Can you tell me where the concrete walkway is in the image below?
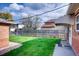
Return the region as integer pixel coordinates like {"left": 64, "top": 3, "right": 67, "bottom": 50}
{"left": 0, "top": 42, "right": 22, "bottom": 55}
{"left": 53, "top": 41, "right": 75, "bottom": 56}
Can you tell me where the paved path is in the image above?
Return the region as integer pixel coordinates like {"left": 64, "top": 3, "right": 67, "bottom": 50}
{"left": 53, "top": 41, "right": 75, "bottom": 56}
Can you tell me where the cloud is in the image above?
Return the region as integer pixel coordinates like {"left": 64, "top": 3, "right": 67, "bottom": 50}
{"left": 53, "top": 5, "right": 69, "bottom": 14}
{"left": 20, "top": 13, "right": 28, "bottom": 18}
{"left": 22, "top": 3, "right": 69, "bottom": 16}
{"left": 10, "top": 12, "right": 17, "bottom": 16}
{"left": 1, "top": 3, "right": 69, "bottom": 22}
{"left": 23, "top": 3, "right": 45, "bottom": 10}
{"left": 9, "top": 3, "right": 24, "bottom": 10}
{"left": 40, "top": 13, "right": 62, "bottom": 22}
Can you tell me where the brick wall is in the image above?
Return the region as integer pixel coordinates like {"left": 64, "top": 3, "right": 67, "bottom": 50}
{"left": 0, "top": 25, "right": 9, "bottom": 48}
{"left": 72, "top": 17, "right": 79, "bottom": 55}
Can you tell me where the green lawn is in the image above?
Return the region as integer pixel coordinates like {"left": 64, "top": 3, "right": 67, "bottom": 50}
{"left": 9, "top": 35, "right": 37, "bottom": 43}
{"left": 3, "top": 35, "right": 60, "bottom": 56}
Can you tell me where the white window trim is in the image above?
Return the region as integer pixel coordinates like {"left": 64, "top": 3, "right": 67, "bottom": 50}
{"left": 75, "top": 14, "right": 79, "bottom": 32}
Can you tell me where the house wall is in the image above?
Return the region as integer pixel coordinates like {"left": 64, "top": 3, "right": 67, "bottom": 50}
{"left": 72, "top": 15, "right": 79, "bottom": 56}
{"left": 0, "top": 25, "right": 9, "bottom": 48}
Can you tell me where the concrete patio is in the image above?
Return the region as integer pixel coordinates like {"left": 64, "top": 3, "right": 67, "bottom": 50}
{"left": 0, "top": 42, "right": 22, "bottom": 55}
{"left": 53, "top": 41, "right": 75, "bottom": 56}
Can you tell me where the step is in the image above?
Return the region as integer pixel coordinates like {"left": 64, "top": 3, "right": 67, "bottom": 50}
{"left": 0, "top": 42, "right": 22, "bottom": 55}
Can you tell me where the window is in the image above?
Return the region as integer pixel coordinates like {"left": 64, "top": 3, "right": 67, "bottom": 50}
{"left": 76, "top": 16, "right": 79, "bottom": 32}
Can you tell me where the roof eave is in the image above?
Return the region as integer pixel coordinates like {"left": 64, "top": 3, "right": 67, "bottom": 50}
{"left": 67, "top": 3, "right": 79, "bottom": 15}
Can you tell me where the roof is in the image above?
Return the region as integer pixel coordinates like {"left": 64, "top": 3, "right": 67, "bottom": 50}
{"left": 45, "top": 19, "right": 55, "bottom": 23}
{"left": 41, "top": 19, "right": 55, "bottom": 28}
{"left": 55, "top": 15, "right": 74, "bottom": 25}
{"left": 67, "top": 3, "right": 79, "bottom": 15}
{"left": 0, "top": 18, "right": 18, "bottom": 25}
{"left": 41, "top": 25, "right": 55, "bottom": 28}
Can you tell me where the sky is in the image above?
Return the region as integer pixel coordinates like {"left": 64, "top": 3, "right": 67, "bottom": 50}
{"left": 0, "top": 3, "right": 69, "bottom": 23}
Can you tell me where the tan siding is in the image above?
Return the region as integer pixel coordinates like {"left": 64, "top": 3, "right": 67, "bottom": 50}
{"left": 0, "top": 25, "right": 9, "bottom": 48}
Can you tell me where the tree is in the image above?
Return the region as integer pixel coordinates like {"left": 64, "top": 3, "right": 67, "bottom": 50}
{"left": 32, "top": 16, "right": 41, "bottom": 30}
{"left": 21, "top": 15, "right": 41, "bottom": 31}
{"left": 22, "top": 15, "right": 33, "bottom": 31}
{"left": 0, "top": 12, "right": 13, "bottom": 21}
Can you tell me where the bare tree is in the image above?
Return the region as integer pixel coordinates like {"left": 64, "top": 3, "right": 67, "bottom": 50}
{"left": 21, "top": 15, "right": 41, "bottom": 31}
{"left": 32, "top": 16, "right": 41, "bottom": 30}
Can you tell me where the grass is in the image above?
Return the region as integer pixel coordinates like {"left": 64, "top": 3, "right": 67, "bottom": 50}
{"left": 9, "top": 35, "right": 37, "bottom": 43}
{"left": 3, "top": 35, "right": 60, "bottom": 56}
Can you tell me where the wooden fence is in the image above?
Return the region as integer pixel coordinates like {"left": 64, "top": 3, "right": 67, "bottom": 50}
{"left": 10, "top": 30, "right": 67, "bottom": 40}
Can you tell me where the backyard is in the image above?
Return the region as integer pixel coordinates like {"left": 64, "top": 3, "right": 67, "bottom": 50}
{"left": 2, "top": 35, "right": 60, "bottom": 56}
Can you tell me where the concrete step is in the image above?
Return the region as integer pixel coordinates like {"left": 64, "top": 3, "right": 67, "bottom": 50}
{"left": 53, "top": 44, "right": 75, "bottom": 56}
{"left": 0, "top": 42, "right": 22, "bottom": 55}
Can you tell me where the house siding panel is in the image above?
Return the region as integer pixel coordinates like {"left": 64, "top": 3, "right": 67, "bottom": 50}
{"left": 0, "top": 25, "right": 9, "bottom": 48}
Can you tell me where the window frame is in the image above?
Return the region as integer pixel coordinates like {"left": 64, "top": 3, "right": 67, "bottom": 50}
{"left": 75, "top": 14, "right": 79, "bottom": 32}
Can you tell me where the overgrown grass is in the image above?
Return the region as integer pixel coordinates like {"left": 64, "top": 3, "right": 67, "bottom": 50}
{"left": 3, "top": 35, "right": 60, "bottom": 56}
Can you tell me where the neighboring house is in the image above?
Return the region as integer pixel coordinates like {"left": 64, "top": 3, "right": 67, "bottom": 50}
{"left": 41, "top": 20, "right": 56, "bottom": 30}
{"left": 55, "top": 15, "right": 75, "bottom": 42}
{"left": 41, "top": 13, "right": 75, "bottom": 40}
{"left": 0, "top": 19, "right": 16, "bottom": 48}
{"left": 41, "top": 19, "right": 69, "bottom": 40}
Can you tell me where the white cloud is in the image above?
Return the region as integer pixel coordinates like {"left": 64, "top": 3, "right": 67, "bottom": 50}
{"left": 18, "top": 4, "right": 69, "bottom": 22}
{"left": 53, "top": 5, "right": 69, "bottom": 14}
{"left": 2, "top": 3, "right": 69, "bottom": 22}
{"left": 20, "top": 13, "right": 28, "bottom": 17}
{"left": 21, "top": 3, "right": 69, "bottom": 18}
{"left": 10, "top": 12, "right": 17, "bottom": 16}
{"left": 9, "top": 3, "right": 24, "bottom": 10}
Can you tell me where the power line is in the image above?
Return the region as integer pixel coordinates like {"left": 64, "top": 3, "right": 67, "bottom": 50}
{"left": 18, "top": 4, "right": 69, "bottom": 21}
